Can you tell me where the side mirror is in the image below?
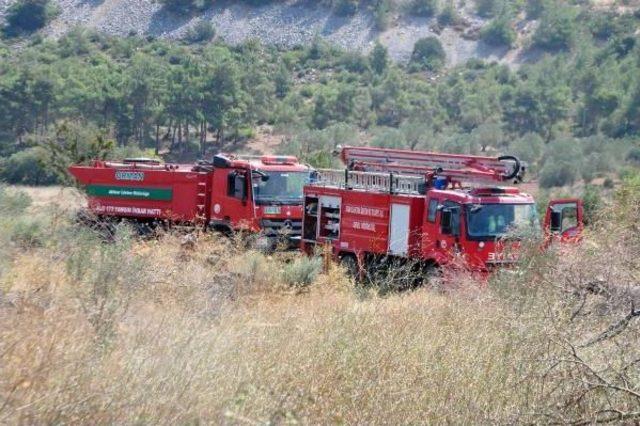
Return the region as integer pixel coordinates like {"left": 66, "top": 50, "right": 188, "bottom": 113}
{"left": 252, "top": 170, "right": 269, "bottom": 182}
{"left": 550, "top": 210, "right": 563, "bottom": 232}
{"left": 441, "top": 209, "right": 453, "bottom": 235}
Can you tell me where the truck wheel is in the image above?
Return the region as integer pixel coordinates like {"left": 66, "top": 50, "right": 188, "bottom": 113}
{"left": 76, "top": 211, "right": 116, "bottom": 240}
{"left": 252, "top": 234, "right": 276, "bottom": 253}
{"left": 339, "top": 254, "right": 359, "bottom": 280}
{"left": 132, "top": 221, "right": 155, "bottom": 238}
{"left": 211, "top": 224, "right": 233, "bottom": 238}
{"left": 424, "top": 264, "right": 444, "bottom": 290}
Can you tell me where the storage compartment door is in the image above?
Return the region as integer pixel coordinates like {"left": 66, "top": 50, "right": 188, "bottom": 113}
{"left": 319, "top": 196, "right": 341, "bottom": 240}
{"left": 389, "top": 204, "right": 410, "bottom": 256}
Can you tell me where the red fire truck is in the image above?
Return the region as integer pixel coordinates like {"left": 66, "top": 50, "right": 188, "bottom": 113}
{"left": 69, "top": 154, "right": 312, "bottom": 245}
{"left": 302, "top": 146, "right": 583, "bottom": 276}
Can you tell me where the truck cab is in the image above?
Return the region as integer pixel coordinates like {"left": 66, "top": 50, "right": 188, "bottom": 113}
{"left": 425, "top": 188, "right": 582, "bottom": 271}
{"left": 209, "top": 154, "right": 312, "bottom": 246}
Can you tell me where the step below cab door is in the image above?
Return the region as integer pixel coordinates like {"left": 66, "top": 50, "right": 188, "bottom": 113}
{"left": 544, "top": 199, "right": 584, "bottom": 242}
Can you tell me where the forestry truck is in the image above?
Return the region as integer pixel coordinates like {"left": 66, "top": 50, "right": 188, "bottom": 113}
{"left": 69, "top": 154, "right": 312, "bottom": 246}
{"left": 302, "top": 146, "right": 583, "bottom": 275}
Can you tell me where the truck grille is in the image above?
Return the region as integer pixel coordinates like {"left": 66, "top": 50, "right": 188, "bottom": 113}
{"left": 261, "top": 219, "right": 302, "bottom": 237}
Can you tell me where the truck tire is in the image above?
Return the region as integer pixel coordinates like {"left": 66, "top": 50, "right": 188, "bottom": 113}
{"left": 424, "top": 264, "right": 444, "bottom": 290}
{"left": 339, "top": 254, "right": 360, "bottom": 280}
{"left": 75, "top": 210, "right": 116, "bottom": 240}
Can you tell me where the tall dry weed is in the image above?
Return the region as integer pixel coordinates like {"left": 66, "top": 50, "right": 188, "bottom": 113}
{"left": 0, "top": 180, "right": 639, "bottom": 424}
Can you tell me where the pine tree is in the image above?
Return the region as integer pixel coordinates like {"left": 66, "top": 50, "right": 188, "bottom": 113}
{"left": 370, "top": 42, "right": 389, "bottom": 75}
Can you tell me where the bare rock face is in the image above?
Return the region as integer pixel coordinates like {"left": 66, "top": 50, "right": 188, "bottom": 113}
{"left": 0, "top": 0, "right": 515, "bottom": 66}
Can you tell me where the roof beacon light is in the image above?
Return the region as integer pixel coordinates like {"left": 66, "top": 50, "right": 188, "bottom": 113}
{"left": 261, "top": 155, "right": 297, "bottom": 165}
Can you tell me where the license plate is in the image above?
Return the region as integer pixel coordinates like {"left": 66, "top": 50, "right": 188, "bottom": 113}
{"left": 264, "top": 206, "right": 281, "bottom": 215}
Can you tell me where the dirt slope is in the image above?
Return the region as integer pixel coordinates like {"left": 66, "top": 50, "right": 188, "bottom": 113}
{"left": 0, "top": 0, "right": 512, "bottom": 65}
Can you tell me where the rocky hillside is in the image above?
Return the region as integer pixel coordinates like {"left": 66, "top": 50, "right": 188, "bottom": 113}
{"left": 0, "top": 0, "right": 537, "bottom": 65}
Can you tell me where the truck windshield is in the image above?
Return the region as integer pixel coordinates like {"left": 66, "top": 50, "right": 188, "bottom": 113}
{"left": 466, "top": 203, "right": 540, "bottom": 240}
{"left": 253, "top": 171, "right": 309, "bottom": 205}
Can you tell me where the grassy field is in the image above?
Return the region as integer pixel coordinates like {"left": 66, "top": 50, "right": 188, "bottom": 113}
{"left": 0, "top": 184, "right": 639, "bottom": 424}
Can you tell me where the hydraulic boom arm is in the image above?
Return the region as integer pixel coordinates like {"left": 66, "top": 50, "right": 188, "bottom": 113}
{"left": 337, "top": 146, "right": 525, "bottom": 184}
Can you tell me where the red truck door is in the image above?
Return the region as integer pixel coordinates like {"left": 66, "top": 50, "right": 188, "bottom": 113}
{"left": 436, "top": 200, "right": 463, "bottom": 264}
{"left": 210, "top": 168, "right": 256, "bottom": 231}
{"left": 422, "top": 196, "right": 441, "bottom": 258}
{"left": 544, "top": 199, "right": 584, "bottom": 242}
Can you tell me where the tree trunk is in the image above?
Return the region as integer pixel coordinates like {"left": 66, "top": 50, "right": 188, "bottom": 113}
{"left": 217, "top": 127, "right": 224, "bottom": 150}
{"left": 43, "top": 104, "right": 49, "bottom": 133}
{"left": 200, "top": 120, "right": 206, "bottom": 156}
{"left": 155, "top": 124, "right": 160, "bottom": 155}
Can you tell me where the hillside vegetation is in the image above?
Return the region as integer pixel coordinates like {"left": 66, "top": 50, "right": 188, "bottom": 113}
{"left": 0, "top": 174, "right": 639, "bottom": 423}
{"left": 0, "top": 0, "right": 639, "bottom": 191}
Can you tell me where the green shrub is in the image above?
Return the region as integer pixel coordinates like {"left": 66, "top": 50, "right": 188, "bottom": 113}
{"left": 371, "top": 127, "right": 407, "bottom": 149}
{"left": 410, "top": 37, "right": 446, "bottom": 71}
{"left": 0, "top": 188, "right": 45, "bottom": 250}
{"left": 184, "top": 20, "right": 215, "bottom": 43}
{"left": 370, "top": 42, "right": 389, "bottom": 75}
{"left": 0, "top": 147, "right": 59, "bottom": 186}
{"left": 526, "top": 0, "right": 545, "bottom": 19}
{"left": 3, "top": 0, "right": 58, "bottom": 36}
{"left": 282, "top": 257, "right": 322, "bottom": 287}
{"left": 437, "top": 2, "right": 460, "bottom": 26}
{"left": 510, "top": 133, "right": 544, "bottom": 166}
{"left": 158, "top": 0, "right": 211, "bottom": 15}
{"left": 627, "top": 146, "right": 640, "bottom": 164}
{"left": 582, "top": 151, "right": 613, "bottom": 182}
{"left": 533, "top": 4, "right": 577, "bottom": 51}
{"left": 334, "top": 0, "right": 358, "bottom": 15}
{"left": 274, "top": 63, "right": 292, "bottom": 99}
{"left": 300, "top": 86, "right": 314, "bottom": 98}
{"left": 43, "top": 122, "right": 115, "bottom": 183}
{"left": 619, "top": 167, "right": 637, "bottom": 181}
{"left": 581, "top": 184, "right": 602, "bottom": 225}
{"left": 475, "top": 0, "right": 502, "bottom": 18}
{"left": 234, "top": 251, "right": 270, "bottom": 287}
{"left": 539, "top": 138, "right": 582, "bottom": 188}
{"left": 480, "top": 15, "right": 516, "bottom": 47}
{"left": 539, "top": 160, "right": 577, "bottom": 188}
{"left": 6, "top": 217, "right": 46, "bottom": 249}
{"left": 409, "top": 0, "right": 439, "bottom": 17}
{"left": 603, "top": 177, "right": 614, "bottom": 189}
{"left": 373, "top": 0, "right": 392, "bottom": 30}
{"left": 0, "top": 186, "right": 32, "bottom": 215}
{"left": 338, "top": 52, "right": 370, "bottom": 73}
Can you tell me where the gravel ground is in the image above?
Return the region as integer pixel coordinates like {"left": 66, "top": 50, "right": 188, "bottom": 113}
{"left": 0, "top": 0, "right": 510, "bottom": 66}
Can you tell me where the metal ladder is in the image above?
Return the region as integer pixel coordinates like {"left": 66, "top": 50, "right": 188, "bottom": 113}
{"left": 195, "top": 173, "right": 211, "bottom": 224}
{"left": 313, "top": 169, "right": 425, "bottom": 195}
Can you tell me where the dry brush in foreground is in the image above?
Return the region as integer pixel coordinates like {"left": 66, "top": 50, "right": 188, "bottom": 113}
{"left": 0, "top": 180, "right": 639, "bottom": 424}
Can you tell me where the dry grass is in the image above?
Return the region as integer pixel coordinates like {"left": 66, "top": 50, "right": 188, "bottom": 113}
{"left": 0, "top": 237, "right": 531, "bottom": 424}
{"left": 0, "top": 182, "right": 639, "bottom": 424}
{"left": 7, "top": 185, "right": 85, "bottom": 213}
